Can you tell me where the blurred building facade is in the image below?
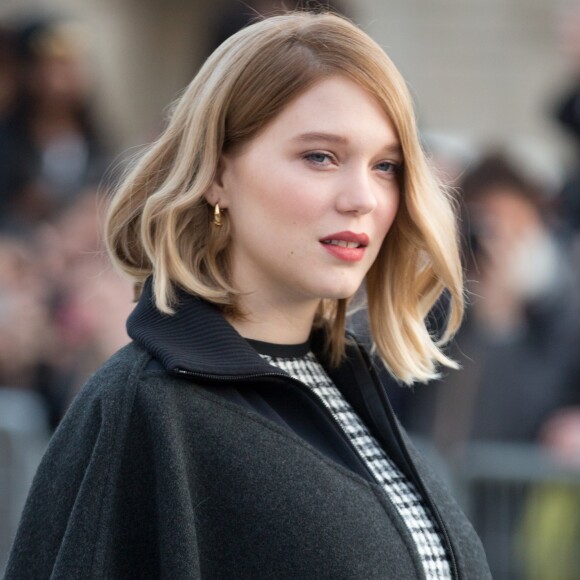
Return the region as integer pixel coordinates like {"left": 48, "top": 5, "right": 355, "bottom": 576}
{"left": 0, "top": 0, "right": 573, "bottom": 171}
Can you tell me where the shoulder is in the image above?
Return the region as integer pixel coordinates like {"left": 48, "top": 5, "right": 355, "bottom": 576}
{"left": 52, "top": 341, "right": 194, "bottom": 453}
{"left": 69, "top": 342, "right": 151, "bottom": 413}
{"left": 69, "top": 342, "right": 236, "bottom": 430}
{"left": 43, "top": 343, "right": 152, "bottom": 456}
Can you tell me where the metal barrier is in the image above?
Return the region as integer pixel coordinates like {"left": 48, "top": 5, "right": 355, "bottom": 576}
{"left": 445, "top": 441, "right": 580, "bottom": 580}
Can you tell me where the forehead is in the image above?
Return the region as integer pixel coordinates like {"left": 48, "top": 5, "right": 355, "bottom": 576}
{"left": 257, "top": 75, "right": 399, "bottom": 148}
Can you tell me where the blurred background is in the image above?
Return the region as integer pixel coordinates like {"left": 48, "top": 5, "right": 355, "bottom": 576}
{"left": 0, "top": 0, "right": 580, "bottom": 578}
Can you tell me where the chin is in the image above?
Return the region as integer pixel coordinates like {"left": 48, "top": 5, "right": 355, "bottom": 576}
{"left": 316, "top": 284, "right": 361, "bottom": 301}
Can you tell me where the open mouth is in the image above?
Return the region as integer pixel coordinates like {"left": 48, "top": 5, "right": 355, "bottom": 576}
{"left": 319, "top": 232, "right": 369, "bottom": 262}
{"left": 321, "top": 240, "right": 364, "bottom": 249}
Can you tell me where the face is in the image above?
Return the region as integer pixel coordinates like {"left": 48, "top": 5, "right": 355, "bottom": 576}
{"left": 211, "top": 75, "right": 401, "bottom": 313}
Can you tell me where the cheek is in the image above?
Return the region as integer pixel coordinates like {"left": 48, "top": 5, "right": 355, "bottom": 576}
{"left": 376, "top": 193, "right": 400, "bottom": 237}
{"left": 261, "top": 179, "right": 325, "bottom": 225}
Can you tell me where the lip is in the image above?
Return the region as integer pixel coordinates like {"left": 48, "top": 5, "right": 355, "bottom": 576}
{"left": 319, "top": 231, "right": 369, "bottom": 263}
{"left": 320, "top": 231, "right": 369, "bottom": 246}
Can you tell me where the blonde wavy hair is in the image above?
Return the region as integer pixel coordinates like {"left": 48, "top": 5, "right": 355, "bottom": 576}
{"left": 106, "top": 11, "right": 464, "bottom": 384}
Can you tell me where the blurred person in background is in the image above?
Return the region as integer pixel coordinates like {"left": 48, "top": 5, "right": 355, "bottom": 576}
{"left": 408, "top": 153, "right": 580, "bottom": 456}
{"left": 5, "top": 12, "right": 491, "bottom": 578}
{"left": 0, "top": 192, "right": 133, "bottom": 431}
{"left": 37, "top": 190, "right": 133, "bottom": 412}
{"left": 0, "top": 234, "right": 54, "bottom": 437}
{"left": 0, "top": 234, "right": 53, "bottom": 393}
{"left": 0, "top": 17, "right": 110, "bottom": 232}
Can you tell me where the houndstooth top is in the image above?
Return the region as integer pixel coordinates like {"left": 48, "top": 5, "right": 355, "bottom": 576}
{"left": 257, "top": 347, "right": 452, "bottom": 580}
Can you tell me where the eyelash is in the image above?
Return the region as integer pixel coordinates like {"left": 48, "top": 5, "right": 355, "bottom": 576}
{"left": 303, "top": 151, "right": 401, "bottom": 175}
{"left": 304, "top": 151, "right": 336, "bottom": 165}
{"left": 375, "top": 161, "right": 401, "bottom": 175}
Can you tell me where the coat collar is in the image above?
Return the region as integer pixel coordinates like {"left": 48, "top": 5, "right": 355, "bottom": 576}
{"left": 127, "top": 278, "right": 330, "bottom": 379}
{"left": 127, "top": 278, "right": 281, "bottom": 378}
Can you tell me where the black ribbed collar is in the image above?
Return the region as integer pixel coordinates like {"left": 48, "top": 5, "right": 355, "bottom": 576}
{"left": 126, "top": 279, "right": 324, "bottom": 379}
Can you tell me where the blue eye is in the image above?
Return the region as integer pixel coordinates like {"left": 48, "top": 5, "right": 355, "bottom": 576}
{"left": 376, "top": 161, "right": 400, "bottom": 174}
{"left": 304, "top": 152, "right": 334, "bottom": 165}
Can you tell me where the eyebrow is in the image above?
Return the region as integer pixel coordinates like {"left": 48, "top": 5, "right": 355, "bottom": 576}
{"left": 291, "top": 132, "right": 403, "bottom": 157}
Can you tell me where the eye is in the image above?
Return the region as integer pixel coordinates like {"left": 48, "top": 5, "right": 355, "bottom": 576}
{"left": 375, "top": 160, "right": 401, "bottom": 175}
{"left": 303, "top": 151, "right": 336, "bottom": 166}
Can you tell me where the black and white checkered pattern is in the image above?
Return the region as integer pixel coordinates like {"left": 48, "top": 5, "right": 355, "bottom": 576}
{"left": 260, "top": 351, "right": 452, "bottom": 580}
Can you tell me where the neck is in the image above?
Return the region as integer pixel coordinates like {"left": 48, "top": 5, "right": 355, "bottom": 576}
{"left": 227, "top": 294, "right": 320, "bottom": 345}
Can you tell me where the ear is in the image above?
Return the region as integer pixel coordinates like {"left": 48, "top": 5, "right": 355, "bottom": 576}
{"left": 204, "top": 155, "right": 231, "bottom": 208}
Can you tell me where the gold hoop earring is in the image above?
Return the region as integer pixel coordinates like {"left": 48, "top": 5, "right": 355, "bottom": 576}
{"left": 213, "top": 203, "right": 223, "bottom": 227}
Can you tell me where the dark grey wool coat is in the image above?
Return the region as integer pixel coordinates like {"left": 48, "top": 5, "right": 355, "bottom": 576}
{"left": 5, "top": 283, "right": 491, "bottom": 579}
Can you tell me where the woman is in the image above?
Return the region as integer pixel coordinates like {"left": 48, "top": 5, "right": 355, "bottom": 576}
{"left": 6, "top": 12, "right": 490, "bottom": 579}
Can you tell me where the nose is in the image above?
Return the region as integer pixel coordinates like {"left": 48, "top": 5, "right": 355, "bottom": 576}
{"left": 335, "top": 166, "right": 380, "bottom": 215}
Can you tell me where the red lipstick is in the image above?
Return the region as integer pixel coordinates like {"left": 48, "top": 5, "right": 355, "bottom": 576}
{"left": 319, "top": 231, "right": 369, "bottom": 262}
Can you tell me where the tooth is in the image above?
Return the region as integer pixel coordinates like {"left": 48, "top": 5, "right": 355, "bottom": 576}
{"left": 324, "top": 240, "right": 361, "bottom": 248}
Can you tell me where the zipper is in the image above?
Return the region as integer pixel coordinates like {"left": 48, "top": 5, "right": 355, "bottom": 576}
{"left": 175, "top": 368, "right": 285, "bottom": 383}
{"left": 359, "top": 348, "right": 460, "bottom": 580}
